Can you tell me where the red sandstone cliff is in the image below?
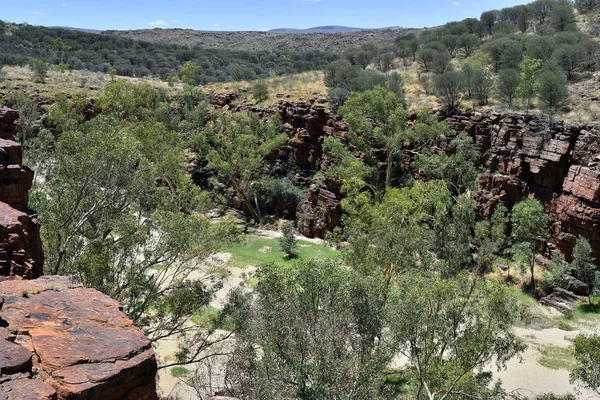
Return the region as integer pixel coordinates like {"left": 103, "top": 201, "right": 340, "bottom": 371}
{"left": 446, "top": 111, "right": 600, "bottom": 263}
{"left": 0, "top": 106, "right": 158, "bottom": 400}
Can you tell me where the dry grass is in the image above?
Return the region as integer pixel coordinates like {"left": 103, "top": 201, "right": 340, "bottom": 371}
{"left": 0, "top": 65, "right": 183, "bottom": 105}
{"left": 203, "top": 71, "right": 327, "bottom": 105}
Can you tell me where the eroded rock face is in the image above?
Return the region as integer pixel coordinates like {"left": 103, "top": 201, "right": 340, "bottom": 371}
{"left": 446, "top": 111, "right": 600, "bottom": 264}
{"left": 0, "top": 276, "right": 158, "bottom": 400}
{"left": 0, "top": 106, "right": 158, "bottom": 400}
{"left": 0, "top": 202, "right": 43, "bottom": 279}
{"left": 0, "top": 106, "right": 18, "bottom": 140}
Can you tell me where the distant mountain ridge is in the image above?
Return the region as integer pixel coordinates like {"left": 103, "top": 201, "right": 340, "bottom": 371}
{"left": 269, "top": 25, "right": 403, "bottom": 34}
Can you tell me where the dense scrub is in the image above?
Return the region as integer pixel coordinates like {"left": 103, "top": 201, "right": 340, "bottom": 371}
{"left": 0, "top": 22, "right": 339, "bottom": 81}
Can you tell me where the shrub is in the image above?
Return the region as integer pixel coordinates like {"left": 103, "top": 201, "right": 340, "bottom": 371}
{"left": 327, "top": 87, "right": 350, "bottom": 112}
{"left": 27, "top": 57, "right": 48, "bottom": 83}
{"left": 496, "top": 68, "right": 520, "bottom": 106}
{"left": 250, "top": 178, "right": 304, "bottom": 218}
{"left": 434, "top": 70, "right": 464, "bottom": 111}
{"left": 470, "top": 68, "right": 494, "bottom": 106}
{"left": 537, "top": 69, "right": 570, "bottom": 117}
{"left": 252, "top": 80, "right": 269, "bottom": 102}
{"left": 278, "top": 222, "right": 298, "bottom": 258}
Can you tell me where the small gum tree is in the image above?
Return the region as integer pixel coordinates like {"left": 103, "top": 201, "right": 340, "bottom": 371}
{"left": 510, "top": 199, "right": 549, "bottom": 293}
{"left": 339, "top": 86, "right": 408, "bottom": 189}
{"left": 518, "top": 57, "right": 543, "bottom": 113}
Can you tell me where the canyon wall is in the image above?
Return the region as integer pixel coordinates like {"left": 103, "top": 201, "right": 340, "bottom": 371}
{"left": 0, "top": 106, "right": 158, "bottom": 400}
{"left": 446, "top": 111, "right": 600, "bottom": 263}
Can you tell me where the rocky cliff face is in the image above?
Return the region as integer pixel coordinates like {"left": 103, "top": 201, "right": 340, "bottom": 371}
{"left": 211, "top": 97, "right": 599, "bottom": 263}
{"left": 446, "top": 111, "right": 600, "bottom": 263}
{"left": 0, "top": 107, "right": 158, "bottom": 399}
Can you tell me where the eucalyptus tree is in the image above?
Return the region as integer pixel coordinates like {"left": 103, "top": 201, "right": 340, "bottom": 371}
{"left": 339, "top": 86, "right": 409, "bottom": 189}
{"left": 201, "top": 111, "right": 286, "bottom": 222}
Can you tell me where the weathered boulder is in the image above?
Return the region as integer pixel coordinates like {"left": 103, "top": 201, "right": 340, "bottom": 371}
{"left": 0, "top": 338, "right": 32, "bottom": 375}
{"left": 0, "top": 373, "right": 57, "bottom": 400}
{"left": 540, "top": 287, "right": 586, "bottom": 312}
{"left": 0, "top": 276, "right": 158, "bottom": 400}
{"left": 554, "top": 275, "right": 590, "bottom": 297}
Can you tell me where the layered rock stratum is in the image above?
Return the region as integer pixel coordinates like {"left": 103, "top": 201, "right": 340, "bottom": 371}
{"left": 0, "top": 106, "right": 158, "bottom": 400}
{"left": 446, "top": 111, "right": 600, "bottom": 263}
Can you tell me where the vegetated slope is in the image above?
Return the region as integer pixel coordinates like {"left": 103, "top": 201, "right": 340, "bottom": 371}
{"left": 48, "top": 26, "right": 103, "bottom": 34}
{"left": 103, "top": 27, "right": 420, "bottom": 52}
{"left": 0, "top": 24, "right": 338, "bottom": 81}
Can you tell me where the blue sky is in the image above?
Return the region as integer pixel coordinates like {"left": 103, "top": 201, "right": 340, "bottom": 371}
{"left": 2, "top": 0, "right": 531, "bottom": 31}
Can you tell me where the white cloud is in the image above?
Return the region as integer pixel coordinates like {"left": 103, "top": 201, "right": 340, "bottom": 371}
{"left": 452, "top": 1, "right": 460, "bottom": 5}
{"left": 213, "top": 24, "right": 220, "bottom": 27}
{"left": 33, "top": 11, "right": 42, "bottom": 15}
{"left": 147, "top": 20, "right": 168, "bottom": 26}
{"left": 61, "top": 2, "right": 66, "bottom": 6}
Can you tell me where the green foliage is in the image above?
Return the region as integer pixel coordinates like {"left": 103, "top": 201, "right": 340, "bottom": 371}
{"left": 50, "top": 37, "right": 72, "bottom": 64}
{"left": 481, "top": 10, "right": 499, "bottom": 35}
{"left": 571, "top": 237, "right": 600, "bottom": 303}
{"left": 575, "top": 0, "right": 599, "bottom": 14}
{"left": 278, "top": 222, "right": 298, "bottom": 258}
{"left": 340, "top": 180, "right": 472, "bottom": 277}
{"left": 510, "top": 199, "right": 549, "bottom": 292}
{"left": 496, "top": 68, "right": 521, "bottom": 106}
{"left": 550, "top": 2, "right": 576, "bottom": 32}
{"left": 9, "top": 92, "right": 39, "bottom": 143}
{"left": 339, "top": 86, "right": 408, "bottom": 188}
{"left": 571, "top": 334, "right": 600, "bottom": 394}
{"left": 252, "top": 80, "right": 269, "bottom": 102}
{"left": 553, "top": 44, "right": 584, "bottom": 80}
{"left": 535, "top": 394, "right": 576, "bottom": 400}
{"left": 416, "top": 133, "right": 481, "bottom": 194}
{"left": 386, "top": 272, "right": 526, "bottom": 399}
{"left": 537, "top": 68, "right": 570, "bottom": 116}
{"left": 0, "top": 24, "right": 338, "bottom": 82}
{"left": 180, "top": 61, "right": 203, "bottom": 86}
{"left": 474, "top": 204, "right": 509, "bottom": 273}
{"left": 434, "top": 70, "right": 464, "bottom": 111}
{"left": 470, "top": 67, "right": 494, "bottom": 105}
{"left": 322, "top": 135, "right": 373, "bottom": 190}
{"left": 170, "top": 366, "right": 190, "bottom": 377}
{"left": 519, "top": 56, "right": 543, "bottom": 112}
{"left": 537, "top": 345, "right": 577, "bottom": 370}
{"left": 53, "top": 63, "right": 69, "bottom": 74}
{"left": 97, "top": 80, "right": 164, "bottom": 121}
{"left": 27, "top": 57, "right": 48, "bottom": 83}
{"left": 30, "top": 83, "right": 239, "bottom": 366}
{"left": 249, "top": 178, "right": 304, "bottom": 219}
{"left": 201, "top": 111, "right": 285, "bottom": 222}
{"left": 225, "top": 260, "right": 394, "bottom": 400}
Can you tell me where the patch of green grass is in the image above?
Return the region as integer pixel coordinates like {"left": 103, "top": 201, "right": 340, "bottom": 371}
{"left": 537, "top": 345, "right": 576, "bottom": 371}
{"left": 558, "top": 320, "right": 575, "bottom": 331}
{"left": 170, "top": 366, "right": 190, "bottom": 377}
{"left": 222, "top": 235, "right": 339, "bottom": 269}
{"left": 150, "top": 263, "right": 166, "bottom": 271}
{"left": 191, "top": 306, "right": 236, "bottom": 331}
